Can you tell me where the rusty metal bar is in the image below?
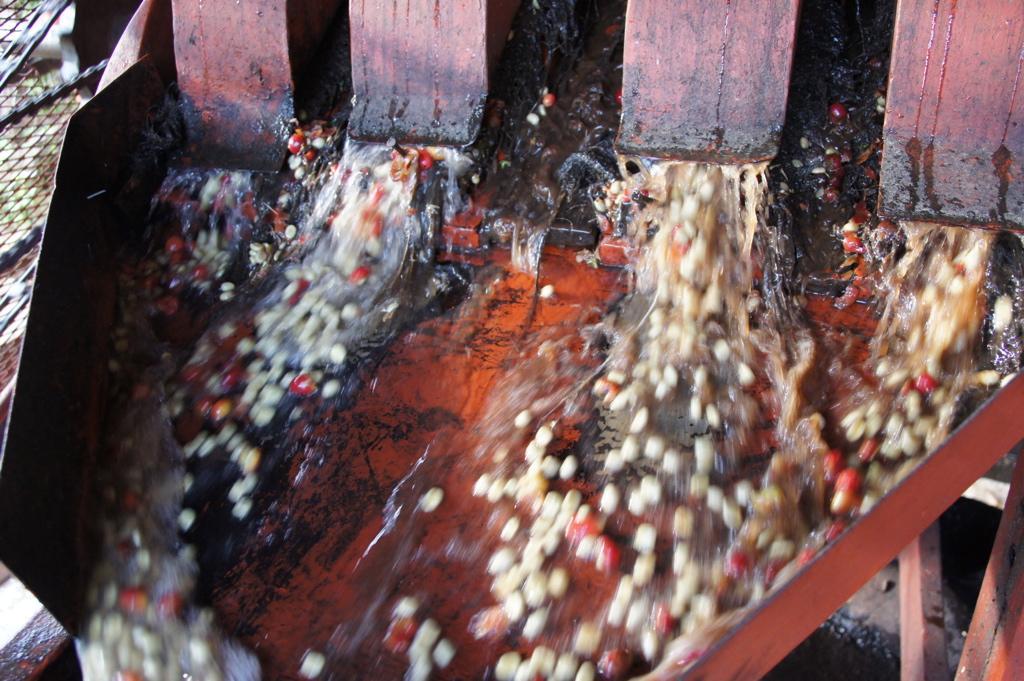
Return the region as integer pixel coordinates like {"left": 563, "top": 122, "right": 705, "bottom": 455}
{"left": 900, "top": 523, "right": 949, "bottom": 681}
{"left": 172, "top": 0, "right": 343, "bottom": 171}
{"left": 348, "top": 0, "right": 520, "bottom": 145}
{"left": 679, "top": 376, "right": 1024, "bottom": 680}
{"left": 955, "top": 451, "right": 1024, "bottom": 681}
{"left": 879, "top": 0, "right": 1024, "bottom": 229}
{"left": 616, "top": 0, "right": 801, "bottom": 163}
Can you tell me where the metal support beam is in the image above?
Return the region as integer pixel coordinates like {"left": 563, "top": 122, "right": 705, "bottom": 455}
{"left": 616, "top": 0, "right": 801, "bottom": 163}
{"left": 880, "top": 0, "right": 1024, "bottom": 228}
{"left": 956, "top": 452, "right": 1024, "bottom": 681}
{"left": 900, "top": 523, "right": 949, "bottom": 681}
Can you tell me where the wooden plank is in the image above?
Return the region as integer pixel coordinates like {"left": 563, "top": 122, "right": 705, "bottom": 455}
{"left": 172, "top": 0, "right": 343, "bottom": 171}
{"left": 348, "top": 0, "right": 520, "bottom": 145}
{"left": 616, "top": 0, "right": 801, "bottom": 163}
{"left": 172, "top": 0, "right": 293, "bottom": 170}
{"left": 663, "top": 376, "right": 1024, "bottom": 680}
{"left": 879, "top": 0, "right": 1024, "bottom": 228}
{"left": 955, "top": 452, "right": 1024, "bottom": 681}
{"left": 900, "top": 523, "right": 950, "bottom": 681}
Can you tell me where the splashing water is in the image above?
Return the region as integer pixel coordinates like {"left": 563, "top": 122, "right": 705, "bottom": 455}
{"left": 76, "top": 120, "right": 1007, "bottom": 681}
{"left": 843, "top": 224, "right": 994, "bottom": 510}
{"left": 451, "top": 161, "right": 827, "bottom": 674}
{"left": 78, "top": 169, "right": 266, "bottom": 681}
{"left": 330, "top": 158, "right": 1000, "bottom": 680}
{"left": 78, "top": 140, "right": 475, "bottom": 681}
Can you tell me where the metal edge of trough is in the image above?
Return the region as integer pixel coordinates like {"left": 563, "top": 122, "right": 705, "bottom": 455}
{"left": 0, "top": 58, "right": 168, "bottom": 633}
{"left": 683, "top": 376, "right": 1024, "bottom": 680}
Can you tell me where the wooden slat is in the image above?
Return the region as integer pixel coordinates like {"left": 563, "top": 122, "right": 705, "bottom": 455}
{"left": 880, "top": 0, "right": 1024, "bottom": 228}
{"left": 172, "top": 0, "right": 343, "bottom": 170}
{"left": 955, "top": 453, "right": 1024, "bottom": 681}
{"left": 900, "top": 523, "right": 949, "bottom": 681}
{"left": 616, "top": 0, "right": 801, "bottom": 162}
{"left": 348, "top": 0, "right": 520, "bottom": 145}
{"left": 172, "top": 0, "right": 293, "bottom": 170}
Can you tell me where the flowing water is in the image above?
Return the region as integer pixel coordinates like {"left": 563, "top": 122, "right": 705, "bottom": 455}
{"left": 74, "top": 117, "right": 1008, "bottom": 681}
{"left": 77, "top": 141, "right": 473, "bottom": 680}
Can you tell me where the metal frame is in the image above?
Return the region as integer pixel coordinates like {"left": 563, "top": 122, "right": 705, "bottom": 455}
{"left": 0, "top": 58, "right": 104, "bottom": 130}
{"left": 955, "top": 451, "right": 1024, "bottom": 680}
{"left": 683, "top": 376, "right": 1024, "bottom": 679}
{"left": 98, "top": 0, "right": 174, "bottom": 91}
{"left": 0, "top": 0, "right": 69, "bottom": 92}
{"left": 0, "top": 59, "right": 167, "bottom": 632}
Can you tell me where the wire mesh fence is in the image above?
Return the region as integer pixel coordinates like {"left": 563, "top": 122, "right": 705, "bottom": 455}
{"left": 0, "top": 1, "right": 96, "bottom": 404}
{"left": 0, "top": 2, "right": 40, "bottom": 54}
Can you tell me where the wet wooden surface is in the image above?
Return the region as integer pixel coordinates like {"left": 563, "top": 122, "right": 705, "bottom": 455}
{"left": 172, "top": 0, "right": 343, "bottom": 171}
{"left": 617, "top": 0, "right": 801, "bottom": 162}
{"left": 0, "top": 609, "right": 71, "bottom": 681}
{"left": 204, "top": 249, "right": 624, "bottom": 677}
{"left": 880, "top": 0, "right": 1024, "bottom": 228}
{"left": 684, "top": 376, "right": 1024, "bottom": 681}
{"left": 184, "top": 237, "right": 893, "bottom": 679}
{"left": 348, "top": 0, "right": 520, "bottom": 145}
